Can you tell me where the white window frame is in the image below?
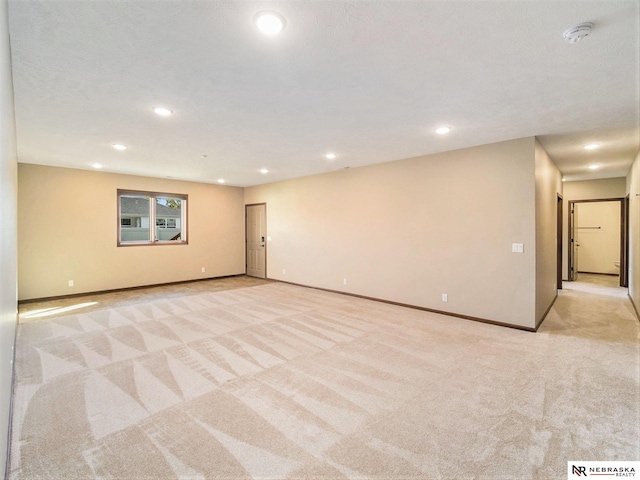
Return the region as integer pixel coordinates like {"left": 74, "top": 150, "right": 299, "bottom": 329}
{"left": 117, "top": 189, "right": 188, "bottom": 246}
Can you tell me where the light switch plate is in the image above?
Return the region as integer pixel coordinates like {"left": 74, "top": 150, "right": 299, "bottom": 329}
{"left": 512, "top": 243, "right": 524, "bottom": 253}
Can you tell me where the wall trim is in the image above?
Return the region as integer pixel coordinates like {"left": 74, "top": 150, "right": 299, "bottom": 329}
{"left": 17, "top": 273, "right": 247, "bottom": 304}
{"left": 271, "top": 278, "right": 537, "bottom": 332}
{"left": 4, "top": 310, "right": 18, "bottom": 480}
{"left": 17, "top": 274, "right": 560, "bottom": 331}
{"left": 629, "top": 294, "right": 640, "bottom": 322}
{"left": 535, "top": 293, "right": 558, "bottom": 331}
{"left": 576, "top": 272, "right": 619, "bottom": 277}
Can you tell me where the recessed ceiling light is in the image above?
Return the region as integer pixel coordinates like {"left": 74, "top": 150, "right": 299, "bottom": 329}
{"left": 435, "top": 126, "right": 451, "bottom": 135}
{"left": 260, "top": 169, "right": 269, "bottom": 174}
{"left": 217, "top": 178, "right": 226, "bottom": 184}
{"left": 588, "top": 164, "right": 600, "bottom": 170}
{"left": 153, "top": 107, "right": 173, "bottom": 117}
{"left": 325, "top": 153, "right": 337, "bottom": 160}
{"left": 112, "top": 144, "right": 127, "bottom": 151}
{"left": 91, "top": 163, "right": 103, "bottom": 169}
{"left": 254, "top": 11, "right": 285, "bottom": 36}
{"left": 583, "top": 143, "right": 600, "bottom": 150}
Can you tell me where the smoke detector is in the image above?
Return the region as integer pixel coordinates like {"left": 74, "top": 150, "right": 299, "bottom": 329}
{"left": 563, "top": 23, "right": 593, "bottom": 43}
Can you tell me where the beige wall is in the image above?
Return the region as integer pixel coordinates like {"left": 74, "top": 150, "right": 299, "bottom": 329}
{"left": 561, "top": 177, "right": 627, "bottom": 280}
{"left": 0, "top": 0, "right": 18, "bottom": 472}
{"left": 246, "top": 137, "right": 542, "bottom": 329}
{"left": 18, "top": 164, "right": 246, "bottom": 300}
{"left": 628, "top": 151, "right": 640, "bottom": 317}
{"left": 575, "top": 201, "right": 621, "bottom": 275}
{"left": 534, "top": 139, "right": 563, "bottom": 325}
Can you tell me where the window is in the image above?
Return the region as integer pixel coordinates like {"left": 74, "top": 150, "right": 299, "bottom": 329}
{"left": 118, "top": 190, "right": 187, "bottom": 246}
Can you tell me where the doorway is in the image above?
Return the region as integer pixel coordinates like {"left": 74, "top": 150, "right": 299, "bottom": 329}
{"left": 246, "top": 203, "right": 266, "bottom": 279}
{"left": 568, "top": 198, "right": 627, "bottom": 287}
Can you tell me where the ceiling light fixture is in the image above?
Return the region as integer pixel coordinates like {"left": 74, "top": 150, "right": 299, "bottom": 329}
{"left": 153, "top": 107, "right": 173, "bottom": 117}
{"left": 112, "top": 144, "right": 127, "bottom": 151}
{"left": 217, "top": 178, "right": 226, "bottom": 184}
{"left": 92, "top": 163, "right": 103, "bottom": 169}
{"left": 563, "top": 22, "right": 594, "bottom": 44}
{"left": 588, "top": 164, "right": 600, "bottom": 170}
{"left": 254, "top": 11, "right": 285, "bottom": 36}
{"left": 260, "top": 169, "right": 269, "bottom": 174}
{"left": 435, "top": 126, "right": 451, "bottom": 135}
{"left": 325, "top": 153, "right": 337, "bottom": 160}
{"left": 583, "top": 143, "right": 600, "bottom": 150}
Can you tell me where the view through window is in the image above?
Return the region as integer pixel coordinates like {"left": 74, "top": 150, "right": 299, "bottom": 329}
{"left": 118, "top": 190, "right": 187, "bottom": 245}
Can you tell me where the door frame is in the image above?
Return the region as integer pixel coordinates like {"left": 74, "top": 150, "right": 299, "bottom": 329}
{"left": 245, "top": 203, "right": 267, "bottom": 279}
{"left": 621, "top": 195, "right": 630, "bottom": 287}
{"left": 567, "top": 197, "right": 627, "bottom": 286}
{"left": 557, "top": 194, "right": 563, "bottom": 289}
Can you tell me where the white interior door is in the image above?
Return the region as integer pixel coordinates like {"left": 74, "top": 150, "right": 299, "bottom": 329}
{"left": 246, "top": 204, "right": 266, "bottom": 278}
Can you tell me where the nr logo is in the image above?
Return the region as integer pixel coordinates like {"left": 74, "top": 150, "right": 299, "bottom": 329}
{"left": 572, "top": 465, "right": 587, "bottom": 476}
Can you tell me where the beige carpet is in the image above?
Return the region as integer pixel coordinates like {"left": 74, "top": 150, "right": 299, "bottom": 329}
{"left": 9, "top": 281, "right": 640, "bottom": 479}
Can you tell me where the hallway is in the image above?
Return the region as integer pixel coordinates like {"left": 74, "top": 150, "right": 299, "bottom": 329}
{"left": 543, "top": 273, "right": 637, "bottom": 340}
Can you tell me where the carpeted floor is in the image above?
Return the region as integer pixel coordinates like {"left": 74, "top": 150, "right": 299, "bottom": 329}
{"left": 9, "top": 277, "right": 640, "bottom": 479}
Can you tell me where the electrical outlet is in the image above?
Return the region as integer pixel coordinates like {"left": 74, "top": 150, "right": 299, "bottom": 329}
{"left": 282, "top": 269, "right": 286, "bottom": 275}
{"left": 512, "top": 243, "right": 524, "bottom": 253}
{"left": 343, "top": 278, "right": 348, "bottom": 285}
{"left": 442, "top": 294, "right": 448, "bottom": 302}
{"left": 201, "top": 267, "right": 205, "bottom": 273}
{"left": 68, "top": 280, "right": 74, "bottom": 287}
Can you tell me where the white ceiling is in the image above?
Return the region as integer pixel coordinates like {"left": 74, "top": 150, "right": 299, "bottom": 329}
{"left": 7, "top": 1, "right": 640, "bottom": 187}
